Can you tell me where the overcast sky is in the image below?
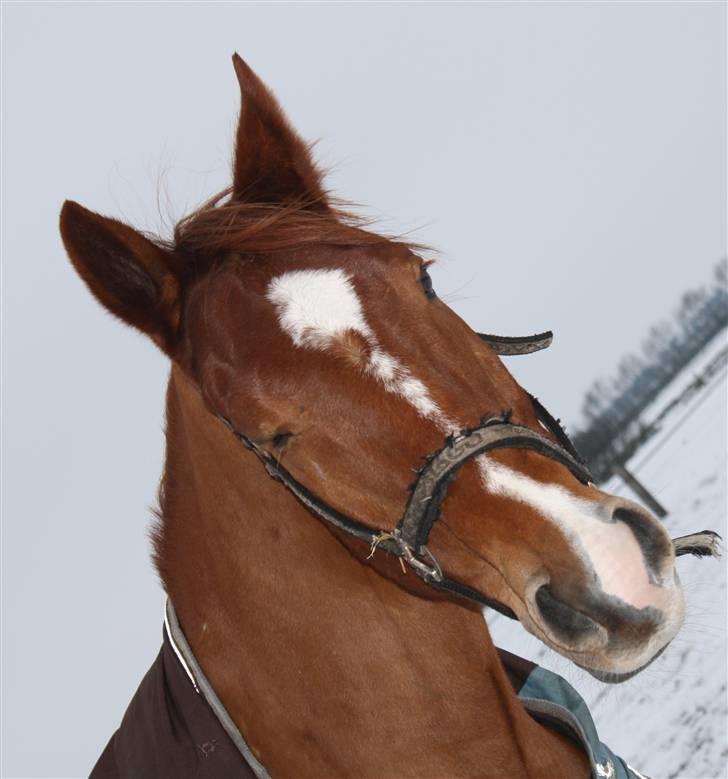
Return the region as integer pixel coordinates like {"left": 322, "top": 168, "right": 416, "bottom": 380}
{"left": 3, "top": 2, "right": 725, "bottom": 776}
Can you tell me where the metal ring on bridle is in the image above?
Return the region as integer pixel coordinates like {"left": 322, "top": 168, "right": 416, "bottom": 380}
{"left": 394, "top": 533, "right": 443, "bottom": 582}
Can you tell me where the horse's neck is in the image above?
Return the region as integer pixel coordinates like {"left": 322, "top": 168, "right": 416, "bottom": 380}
{"left": 159, "top": 368, "right": 588, "bottom": 778}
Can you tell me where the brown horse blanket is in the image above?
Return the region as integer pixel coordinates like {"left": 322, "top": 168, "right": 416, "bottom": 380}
{"left": 90, "top": 602, "right": 648, "bottom": 779}
{"left": 90, "top": 628, "right": 258, "bottom": 779}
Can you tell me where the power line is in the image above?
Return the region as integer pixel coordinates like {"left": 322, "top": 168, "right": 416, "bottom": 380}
{"left": 631, "top": 369, "right": 727, "bottom": 475}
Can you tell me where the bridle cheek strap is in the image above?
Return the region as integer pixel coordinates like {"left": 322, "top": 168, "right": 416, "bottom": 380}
{"left": 216, "top": 413, "right": 593, "bottom": 619}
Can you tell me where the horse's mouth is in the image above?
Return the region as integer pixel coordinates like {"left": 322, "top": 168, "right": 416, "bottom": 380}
{"left": 516, "top": 576, "right": 682, "bottom": 683}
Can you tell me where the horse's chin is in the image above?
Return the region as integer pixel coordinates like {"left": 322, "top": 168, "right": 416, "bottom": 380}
{"left": 526, "top": 617, "right": 679, "bottom": 684}
{"left": 574, "top": 644, "right": 669, "bottom": 684}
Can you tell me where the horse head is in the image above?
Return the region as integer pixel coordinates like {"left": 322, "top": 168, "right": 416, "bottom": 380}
{"left": 60, "top": 55, "right": 687, "bottom": 687}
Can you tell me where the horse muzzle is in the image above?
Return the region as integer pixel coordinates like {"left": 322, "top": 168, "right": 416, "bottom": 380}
{"left": 523, "top": 572, "right": 686, "bottom": 683}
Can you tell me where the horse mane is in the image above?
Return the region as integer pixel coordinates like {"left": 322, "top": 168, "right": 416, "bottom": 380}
{"left": 162, "top": 186, "right": 427, "bottom": 276}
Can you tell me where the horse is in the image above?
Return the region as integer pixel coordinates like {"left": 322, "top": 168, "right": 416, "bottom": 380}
{"left": 59, "top": 54, "right": 720, "bottom": 779}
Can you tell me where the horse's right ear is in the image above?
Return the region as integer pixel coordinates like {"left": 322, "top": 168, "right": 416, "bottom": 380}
{"left": 59, "top": 200, "right": 181, "bottom": 352}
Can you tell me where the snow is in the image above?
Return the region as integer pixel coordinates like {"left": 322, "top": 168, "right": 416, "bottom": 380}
{"left": 487, "top": 336, "right": 728, "bottom": 779}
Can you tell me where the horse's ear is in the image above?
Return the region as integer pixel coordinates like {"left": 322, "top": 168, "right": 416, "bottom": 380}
{"left": 231, "top": 53, "right": 330, "bottom": 210}
{"left": 59, "top": 200, "right": 181, "bottom": 352}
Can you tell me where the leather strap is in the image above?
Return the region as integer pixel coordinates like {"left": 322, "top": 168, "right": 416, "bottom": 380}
{"left": 478, "top": 331, "right": 553, "bottom": 355}
{"left": 672, "top": 531, "right": 722, "bottom": 558}
{"left": 397, "top": 418, "right": 593, "bottom": 553}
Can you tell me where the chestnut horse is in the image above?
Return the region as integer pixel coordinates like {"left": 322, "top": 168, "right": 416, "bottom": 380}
{"left": 60, "top": 56, "right": 711, "bottom": 778}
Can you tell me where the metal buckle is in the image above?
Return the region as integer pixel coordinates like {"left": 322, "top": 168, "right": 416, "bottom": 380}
{"left": 367, "top": 530, "right": 444, "bottom": 582}
{"left": 394, "top": 532, "right": 443, "bottom": 582}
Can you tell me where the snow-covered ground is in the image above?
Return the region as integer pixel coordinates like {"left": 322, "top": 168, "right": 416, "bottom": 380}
{"left": 488, "top": 332, "right": 728, "bottom": 779}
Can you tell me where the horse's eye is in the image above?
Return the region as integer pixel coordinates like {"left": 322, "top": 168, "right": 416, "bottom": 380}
{"left": 419, "top": 268, "right": 436, "bottom": 300}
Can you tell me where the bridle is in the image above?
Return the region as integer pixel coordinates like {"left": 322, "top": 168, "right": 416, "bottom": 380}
{"left": 217, "top": 330, "right": 595, "bottom": 619}
{"left": 216, "top": 327, "right": 721, "bottom": 617}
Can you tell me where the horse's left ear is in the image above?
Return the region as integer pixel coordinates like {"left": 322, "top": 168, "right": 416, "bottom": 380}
{"left": 59, "top": 200, "right": 181, "bottom": 353}
{"left": 231, "top": 53, "right": 330, "bottom": 210}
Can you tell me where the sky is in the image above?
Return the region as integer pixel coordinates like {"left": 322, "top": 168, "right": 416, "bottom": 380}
{"left": 2, "top": 2, "right": 725, "bottom": 776}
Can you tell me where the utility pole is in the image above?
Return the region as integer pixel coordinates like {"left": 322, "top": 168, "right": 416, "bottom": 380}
{"left": 612, "top": 464, "right": 668, "bottom": 518}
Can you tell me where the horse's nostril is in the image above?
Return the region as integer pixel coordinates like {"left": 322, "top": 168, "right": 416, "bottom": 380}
{"left": 612, "top": 505, "right": 673, "bottom": 581}
{"left": 535, "top": 585, "right": 602, "bottom": 645}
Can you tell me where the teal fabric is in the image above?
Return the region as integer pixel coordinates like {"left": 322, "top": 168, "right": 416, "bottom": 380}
{"left": 519, "top": 666, "right": 649, "bottom": 779}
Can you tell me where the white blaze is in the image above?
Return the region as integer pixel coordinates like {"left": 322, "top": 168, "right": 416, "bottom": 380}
{"left": 480, "top": 459, "right": 671, "bottom": 609}
{"left": 267, "top": 269, "right": 453, "bottom": 427}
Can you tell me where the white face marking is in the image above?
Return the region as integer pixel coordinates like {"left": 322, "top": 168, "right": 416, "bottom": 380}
{"left": 267, "top": 269, "right": 454, "bottom": 427}
{"left": 266, "top": 268, "right": 373, "bottom": 349}
{"left": 479, "top": 459, "right": 676, "bottom": 610}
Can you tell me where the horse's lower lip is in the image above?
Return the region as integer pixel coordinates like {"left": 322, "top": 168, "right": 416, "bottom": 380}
{"left": 576, "top": 663, "right": 643, "bottom": 684}
{"left": 576, "top": 643, "right": 669, "bottom": 684}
